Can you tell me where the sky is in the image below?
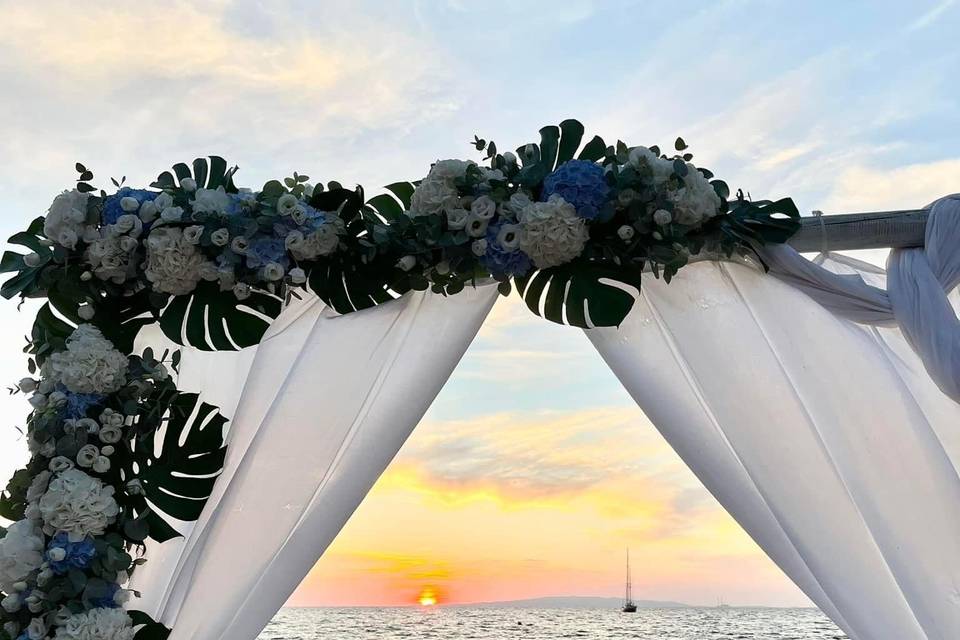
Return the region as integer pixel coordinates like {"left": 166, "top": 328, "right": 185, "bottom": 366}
{"left": 0, "top": 0, "right": 958, "bottom": 609}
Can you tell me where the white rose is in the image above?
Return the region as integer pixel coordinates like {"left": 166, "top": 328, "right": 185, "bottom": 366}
{"left": 471, "top": 195, "right": 496, "bottom": 220}
{"left": 180, "top": 177, "right": 197, "bottom": 192}
{"left": 427, "top": 159, "right": 472, "bottom": 181}
{"left": 139, "top": 200, "right": 158, "bottom": 223}
{"left": 471, "top": 239, "right": 488, "bottom": 257}
{"left": 183, "top": 225, "right": 204, "bottom": 244}
{"left": 1, "top": 593, "right": 20, "bottom": 613}
{"left": 92, "top": 456, "right": 110, "bottom": 473}
{"left": 26, "top": 617, "right": 46, "bottom": 640}
{"left": 277, "top": 193, "right": 299, "bottom": 216}
{"left": 211, "top": 228, "right": 230, "bottom": 246}
{"left": 76, "top": 444, "right": 99, "bottom": 468}
{"left": 160, "top": 206, "right": 184, "bottom": 223}
{"left": 120, "top": 196, "right": 139, "bottom": 212}
{"left": 153, "top": 192, "right": 174, "bottom": 211}
{"left": 446, "top": 208, "right": 468, "bottom": 230}
{"left": 653, "top": 209, "right": 672, "bottom": 226}
{"left": 98, "top": 426, "right": 122, "bottom": 444}
{"left": 618, "top": 225, "right": 636, "bottom": 241}
{"left": 262, "top": 262, "right": 285, "bottom": 281}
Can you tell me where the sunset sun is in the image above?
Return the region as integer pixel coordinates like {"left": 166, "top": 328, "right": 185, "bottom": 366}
{"left": 418, "top": 589, "right": 438, "bottom": 607}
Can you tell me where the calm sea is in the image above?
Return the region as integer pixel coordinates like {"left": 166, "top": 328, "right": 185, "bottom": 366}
{"left": 258, "top": 607, "right": 847, "bottom": 639}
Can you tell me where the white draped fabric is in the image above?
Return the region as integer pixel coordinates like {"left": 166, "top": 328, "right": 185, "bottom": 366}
{"left": 588, "top": 257, "right": 960, "bottom": 640}
{"left": 128, "top": 286, "right": 498, "bottom": 640}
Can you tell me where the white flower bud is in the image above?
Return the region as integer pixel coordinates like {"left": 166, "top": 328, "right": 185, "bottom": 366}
{"left": 101, "top": 445, "right": 115, "bottom": 456}
{"left": 92, "top": 456, "right": 111, "bottom": 473}
{"left": 160, "top": 206, "right": 184, "bottom": 223}
{"left": 211, "top": 228, "right": 230, "bottom": 247}
{"left": 502, "top": 151, "right": 518, "bottom": 167}
{"left": 435, "top": 261, "right": 451, "bottom": 276}
{"left": 23, "top": 252, "right": 42, "bottom": 267}
{"left": 471, "top": 239, "right": 488, "bottom": 257}
{"left": 396, "top": 256, "right": 416, "bottom": 272}
{"left": 18, "top": 378, "right": 37, "bottom": 393}
{"left": 180, "top": 178, "right": 197, "bottom": 192}
{"left": 78, "top": 303, "right": 95, "bottom": 320}
{"left": 120, "top": 197, "right": 139, "bottom": 212}
{"left": 28, "top": 393, "right": 47, "bottom": 409}
{"left": 653, "top": 209, "right": 672, "bottom": 226}
{"left": 289, "top": 267, "right": 307, "bottom": 284}
{"left": 617, "top": 225, "right": 635, "bottom": 241}
{"left": 139, "top": 200, "right": 158, "bottom": 222}
{"left": 0, "top": 594, "right": 19, "bottom": 613}
{"left": 47, "top": 547, "right": 66, "bottom": 562}
{"left": 233, "top": 282, "right": 252, "bottom": 300}
{"left": 12, "top": 582, "right": 27, "bottom": 593}
{"left": 262, "top": 262, "right": 285, "bottom": 281}
{"left": 231, "top": 236, "right": 249, "bottom": 254}
{"left": 80, "top": 271, "right": 93, "bottom": 281}
{"left": 183, "top": 225, "right": 204, "bottom": 244}
{"left": 652, "top": 231, "right": 663, "bottom": 240}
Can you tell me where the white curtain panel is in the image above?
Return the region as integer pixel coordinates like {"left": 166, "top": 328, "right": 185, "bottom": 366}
{"left": 129, "top": 285, "right": 497, "bottom": 640}
{"left": 588, "top": 258, "right": 960, "bottom": 640}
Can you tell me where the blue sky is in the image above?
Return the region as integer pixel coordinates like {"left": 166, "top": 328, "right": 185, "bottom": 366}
{"left": 0, "top": 0, "right": 957, "bottom": 607}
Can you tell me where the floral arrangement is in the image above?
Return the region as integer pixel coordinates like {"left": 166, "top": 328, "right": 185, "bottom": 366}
{"left": 0, "top": 120, "right": 799, "bottom": 639}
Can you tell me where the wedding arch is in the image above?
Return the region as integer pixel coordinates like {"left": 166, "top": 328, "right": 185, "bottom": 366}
{"left": 0, "top": 120, "right": 957, "bottom": 640}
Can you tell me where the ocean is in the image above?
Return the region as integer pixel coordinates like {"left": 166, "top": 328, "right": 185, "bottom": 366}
{"left": 258, "top": 607, "right": 847, "bottom": 639}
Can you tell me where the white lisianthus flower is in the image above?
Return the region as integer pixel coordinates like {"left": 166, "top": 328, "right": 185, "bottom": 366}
{"left": 653, "top": 209, "right": 672, "bottom": 226}
{"left": 99, "top": 408, "right": 125, "bottom": 429}
{"left": 496, "top": 224, "right": 522, "bottom": 251}
{"left": 180, "top": 178, "right": 197, "bottom": 192}
{"left": 53, "top": 607, "right": 136, "bottom": 640}
{"left": 277, "top": 193, "right": 299, "bottom": 216}
{"left": 41, "top": 324, "right": 128, "bottom": 395}
{"left": 114, "top": 214, "right": 143, "bottom": 238}
{"left": 0, "top": 519, "right": 45, "bottom": 593}
{"left": 617, "top": 225, "right": 636, "bottom": 241}
{"left": 38, "top": 469, "right": 119, "bottom": 541}
{"left": 210, "top": 228, "right": 230, "bottom": 246}
{"left": 518, "top": 195, "right": 590, "bottom": 269}
{"left": 465, "top": 213, "right": 488, "bottom": 238}
{"left": 231, "top": 236, "right": 249, "bottom": 254}
{"left": 471, "top": 239, "right": 488, "bottom": 257}
{"left": 44, "top": 190, "right": 90, "bottom": 249}
{"left": 471, "top": 195, "right": 496, "bottom": 220}
{"left": 25, "top": 617, "right": 46, "bottom": 640}
{"left": 92, "top": 456, "right": 110, "bottom": 473}
{"left": 48, "top": 457, "right": 74, "bottom": 473}
{"left": 505, "top": 192, "right": 533, "bottom": 216}
{"left": 144, "top": 227, "right": 211, "bottom": 295}
{"left": 190, "top": 186, "right": 230, "bottom": 214}
{"left": 119, "top": 197, "right": 139, "bottom": 212}
{"left": 183, "top": 225, "right": 204, "bottom": 244}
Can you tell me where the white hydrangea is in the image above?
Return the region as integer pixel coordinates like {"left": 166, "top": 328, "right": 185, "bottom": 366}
{"left": 53, "top": 607, "right": 136, "bottom": 640}
{"left": 84, "top": 233, "right": 137, "bottom": 283}
{"left": 41, "top": 325, "right": 128, "bottom": 395}
{"left": 189, "top": 186, "right": 232, "bottom": 214}
{"left": 408, "top": 159, "right": 475, "bottom": 218}
{"left": 286, "top": 219, "right": 344, "bottom": 261}
{"left": 669, "top": 167, "right": 721, "bottom": 226}
{"left": 0, "top": 519, "right": 45, "bottom": 593}
{"left": 628, "top": 146, "right": 674, "bottom": 183}
{"left": 143, "top": 227, "right": 212, "bottom": 295}
{"left": 518, "top": 195, "right": 590, "bottom": 269}
{"left": 44, "top": 189, "right": 92, "bottom": 249}
{"left": 38, "top": 469, "right": 119, "bottom": 541}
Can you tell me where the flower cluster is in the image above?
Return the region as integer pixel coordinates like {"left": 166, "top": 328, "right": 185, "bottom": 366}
{"left": 40, "top": 326, "right": 128, "bottom": 396}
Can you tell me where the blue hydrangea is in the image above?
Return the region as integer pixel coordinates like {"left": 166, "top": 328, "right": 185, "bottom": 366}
{"left": 272, "top": 204, "right": 327, "bottom": 238}
{"left": 245, "top": 237, "right": 289, "bottom": 269}
{"left": 227, "top": 191, "right": 258, "bottom": 215}
{"left": 102, "top": 187, "right": 158, "bottom": 225}
{"left": 541, "top": 160, "right": 610, "bottom": 220}
{"left": 88, "top": 582, "right": 122, "bottom": 609}
{"left": 59, "top": 385, "right": 105, "bottom": 419}
{"left": 480, "top": 223, "right": 532, "bottom": 278}
{"left": 46, "top": 533, "right": 97, "bottom": 574}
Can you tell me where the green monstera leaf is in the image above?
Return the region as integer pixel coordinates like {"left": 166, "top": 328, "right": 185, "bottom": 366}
{"left": 118, "top": 390, "right": 228, "bottom": 542}
{"left": 159, "top": 282, "right": 283, "bottom": 351}
{"left": 0, "top": 216, "right": 54, "bottom": 299}
{"left": 150, "top": 156, "right": 238, "bottom": 192}
{"left": 514, "top": 261, "right": 644, "bottom": 328}
{"left": 307, "top": 255, "right": 406, "bottom": 315}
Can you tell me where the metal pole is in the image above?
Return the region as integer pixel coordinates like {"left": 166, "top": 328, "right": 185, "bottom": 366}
{"left": 786, "top": 209, "right": 928, "bottom": 252}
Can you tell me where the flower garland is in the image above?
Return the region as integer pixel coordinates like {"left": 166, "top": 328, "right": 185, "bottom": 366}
{"left": 0, "top": 120, "right": 799, "bottom": 639}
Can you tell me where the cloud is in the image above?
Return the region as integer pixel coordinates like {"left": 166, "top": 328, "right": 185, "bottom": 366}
{"left": 907, "top": 0, "right": 958, "bottom": 31}
{"left": 822, "top": 158, "right": 960, "bottom": 211}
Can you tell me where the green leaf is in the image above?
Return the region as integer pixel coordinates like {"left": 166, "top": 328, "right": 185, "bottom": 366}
{"left": 159, "top": 281, "right": 282, "bottom": 351}
{"left": 556, "top": 119, "right": 585, "bottom": 165}
{"left": 384, "top": 182, "right": 416, "bottom": 209}
{"left": 115, "top": 390, "right": 228, "bottom": 542}
{"left": 308, "top": 256, "right": 406, "bottom": 314}
{"left": 514, "top": 262, "right": 644, "bottom": 328}
{"left": 366, "top": 194, "right": 404, "bottom": 221}
{"left": 675, "top": 137, "right": 688, "bottom": 151}
{"left": 577, "top": 135, "right": 607, "bottom": 162}
{"left": 151, "top": 156, "right": 237, "bottom": 192}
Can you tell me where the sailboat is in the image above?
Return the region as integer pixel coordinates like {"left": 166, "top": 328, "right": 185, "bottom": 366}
{"left": 622, "top": 549, "right": 637, "bottom": 613}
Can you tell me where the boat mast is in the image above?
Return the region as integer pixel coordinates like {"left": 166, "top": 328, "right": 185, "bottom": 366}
{"left": 625, "top": 548, "right": 632, "bottom": 604}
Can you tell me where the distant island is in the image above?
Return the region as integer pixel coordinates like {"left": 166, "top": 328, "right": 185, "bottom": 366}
{"left": 449, "top": 596, "right": 689, "bottom": 609}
